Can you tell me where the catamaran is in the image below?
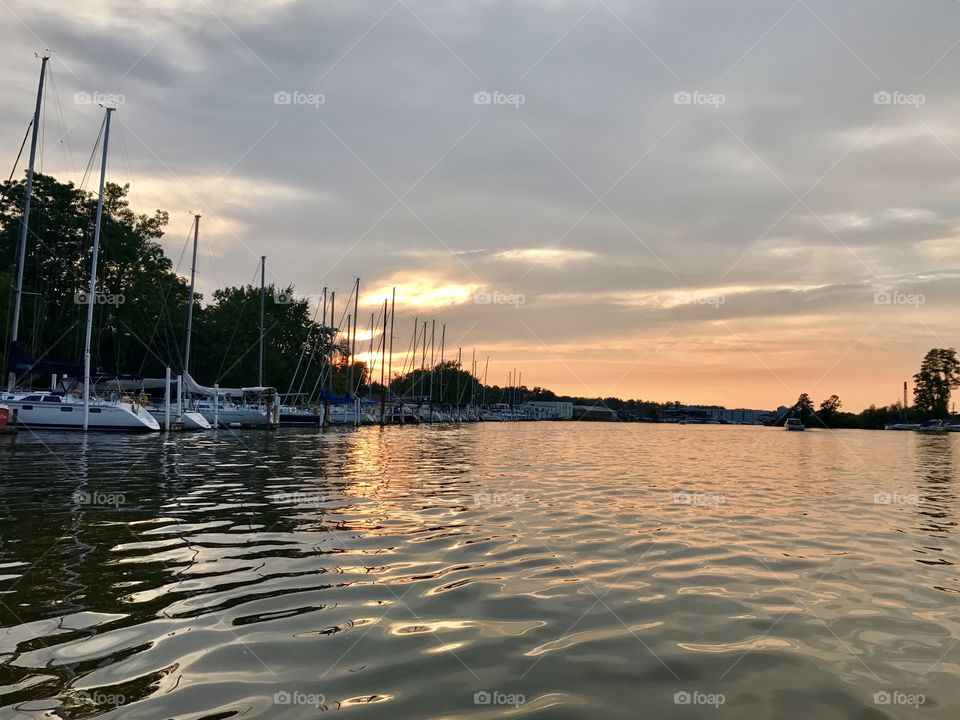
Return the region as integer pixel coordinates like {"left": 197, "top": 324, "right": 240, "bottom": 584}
{"left": 3, "top": 61, "right": 158, "bottom": 432}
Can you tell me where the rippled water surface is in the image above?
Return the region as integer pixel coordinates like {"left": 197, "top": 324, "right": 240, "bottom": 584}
{"left": 0, "top": 424, "right": 958, "bottom": 719}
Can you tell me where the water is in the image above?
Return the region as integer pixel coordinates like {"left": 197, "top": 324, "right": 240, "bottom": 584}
{"left": 0, "top": 424, "right": 957, "bottom": 719}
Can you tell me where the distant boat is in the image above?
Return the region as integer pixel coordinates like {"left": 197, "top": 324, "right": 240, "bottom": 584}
{"left": 885, "top": 422, "right": 918, "bottom": 431}
{"left": 785, "top": 418, "right": 805, "bottom": 431}
{"left": 915, "top": 419, "right": 948, "bottom": 434}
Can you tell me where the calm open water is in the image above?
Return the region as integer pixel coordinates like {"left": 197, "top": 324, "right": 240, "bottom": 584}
{"left": 0, "top": 424, "right": 957, "bottom": 719}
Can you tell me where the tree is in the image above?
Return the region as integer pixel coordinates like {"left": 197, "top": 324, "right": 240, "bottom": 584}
{"left": 790, "top": 393, "right": 815, "bottom": 424}
{"left": 818, "top": 395, "right": 842, "bottom": 426}
{"left": 0, "top": 174, "right": 186, "bottom": 380}
{"left": 913, "top": 348, "right": 960, "bottom": 417}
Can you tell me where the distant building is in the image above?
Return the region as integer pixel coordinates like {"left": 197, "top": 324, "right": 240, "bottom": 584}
{"left": 573, "top": 404, "right": 619, "bottom": 421}
{"left": 524, "top": 401, "right": 574, "bottom": 420}
{"left": 660, "top": 404, "right": 774, "bottom": 424}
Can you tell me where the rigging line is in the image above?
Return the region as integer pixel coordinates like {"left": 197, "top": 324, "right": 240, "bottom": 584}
{"left": 214, "top": 262, "right": 259, "bottom": 382}
{"left": 79, "top": 116, "right": 106, "bottom": 192}
{"left": 45, "top": 64, "right": 76, "bottom": 177}
{"left": 135, "top": 222, "right": 192, "bottom": 375}
{"left": 287, "top": 297, "right": 321, "bottom": 399}
{"left": 0, "top": 120, "right": 33, "bottom": 207}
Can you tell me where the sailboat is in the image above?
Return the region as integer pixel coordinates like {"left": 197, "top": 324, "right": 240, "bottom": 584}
{"left": 139, "top": 214, "right": 210, "bottom": 430}
{"left": 185, "top": 257, "right": 279, "bottom": 428}
{"left": 3, "top": 66, "right": 158, "bottom": 432}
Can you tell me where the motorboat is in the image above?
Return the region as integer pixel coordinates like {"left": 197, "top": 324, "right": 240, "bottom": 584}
{"left": 785, "top": 418, "right": 805, "bottom": 431}
{"left": 279, "top": 405, "right": 323, "bottom": 427}
{"left": 915, "top": 419, "right": 948, "bottom": 434}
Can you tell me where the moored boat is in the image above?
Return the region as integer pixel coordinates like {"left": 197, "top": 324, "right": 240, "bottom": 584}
{"left": 785, "top": 418, "right": 805, "bottom": 431}
{"left": 915, "top": 419, "right": 948, "bottom": 434}
{"left": 0, "top": 404, "right": 15, "bottom": 434}
{"left": 1, "top": 392, "right": 159, "bottom": 432}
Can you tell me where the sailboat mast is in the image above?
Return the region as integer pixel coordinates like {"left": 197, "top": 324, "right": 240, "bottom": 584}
{"left": 183, "top": 214, "right": 200, "bottom": 379}
{"left": 83, "top": 106, "right": 115, "bottom": 430}
{"left": 348, "top": 278, "right": 359, "bottom": 396}
{"left": 8, "top": 54, "right": 49, "bottom": 390}
{"left": 258, "top": 256, "right": 265, "bottom": 387}
{"left": 380, "top": 298, "right": 387, "bottom": 425}
{"left": 387, "top": 287, "right": 395, "bottom": 398}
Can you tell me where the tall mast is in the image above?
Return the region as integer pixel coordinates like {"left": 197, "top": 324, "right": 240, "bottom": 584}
{"left": 429, "top": 319, "right": 436, "bottom": 418}
{"left": 183, "top": 214, "right": 200, "bottom": 379}
{"left": 8, "top": 54, "right": 49, "bottom": 390}
{"left": 387, "top": 287, "right": 395, "bottom": 398}
{"left": 258, "top": 256, "right": 265, "bottom": 386}
{"left": 367, "top": 310, "right": 374, "bottom": 397}
{"left": 380, "top": 298, "right": 387, "bottom": 425}
{"left": 328, "top": 291, "right": 335, "bottom": 397}
{"left": 348, "top": 277, "right": 359, "bottom": 396}
{"left": 83, "top": 106, "right": 115, "bottom": 430}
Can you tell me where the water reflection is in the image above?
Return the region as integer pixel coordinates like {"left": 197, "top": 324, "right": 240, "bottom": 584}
{"left": 0, "top": 425, "right": 958, "bottom": 719}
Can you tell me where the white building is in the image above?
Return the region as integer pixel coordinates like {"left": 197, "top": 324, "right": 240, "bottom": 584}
{"left": 524, "top": 401, "right": 574, "bottom": 420}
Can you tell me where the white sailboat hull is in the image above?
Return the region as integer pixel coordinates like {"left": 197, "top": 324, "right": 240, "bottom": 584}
{"left": 2, "top": 395, "right": 160, "bottom": 432}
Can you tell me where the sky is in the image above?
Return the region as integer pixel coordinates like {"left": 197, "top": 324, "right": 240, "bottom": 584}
{"left": 3, "top": 0, "right": 960, "bottom": 411}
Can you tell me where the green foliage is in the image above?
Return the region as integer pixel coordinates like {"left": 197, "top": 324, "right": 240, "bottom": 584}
{"left": 0, "top": 174, "right": 188, "bottom": 378}
{"left": 913, "top": 348, "right": 960, "bottom": 417}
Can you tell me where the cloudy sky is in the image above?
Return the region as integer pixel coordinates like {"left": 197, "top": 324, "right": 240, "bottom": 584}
{"left": 4, "top": 0, "right": 960, "bottom": 410}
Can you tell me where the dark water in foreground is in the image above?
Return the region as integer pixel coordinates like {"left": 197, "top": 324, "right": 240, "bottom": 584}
{"left": 0, "top": 424, "right": 957, "bottom": 719}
